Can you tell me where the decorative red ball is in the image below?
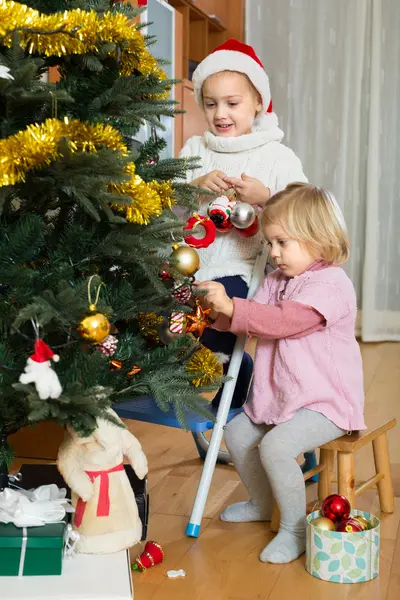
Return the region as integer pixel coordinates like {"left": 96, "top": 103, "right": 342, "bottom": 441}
{"left": 160, "top": 269, "right": 172, "bottom": 280}
{"left": 321, "top": 494, "right": 351, "bottom": 523}
{"left": 336, "top": 518, "right": 363, "bottom": 533}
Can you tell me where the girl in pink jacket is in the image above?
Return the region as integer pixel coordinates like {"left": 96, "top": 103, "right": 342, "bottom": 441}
{"left": 196, "top": 183, "right": 365, "bottom": 564}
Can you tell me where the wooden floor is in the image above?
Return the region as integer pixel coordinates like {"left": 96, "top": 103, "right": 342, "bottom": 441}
{"left": 125, "top": 341, "right": 400, "bottom": 600}
{"left": 11, "top": 342, "right": 400, "bottom": 599}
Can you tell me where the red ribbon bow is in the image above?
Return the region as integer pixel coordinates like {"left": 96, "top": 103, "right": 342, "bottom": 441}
{"left": 74, "top": 463, "right": 125, "bottom": 528}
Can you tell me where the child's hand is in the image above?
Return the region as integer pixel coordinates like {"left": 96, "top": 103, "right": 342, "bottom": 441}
{"left": 194, "top": 281, "right": 234, "bottom": 320}
{"left": 192, "top": 171, "right": 230, "bottom": 194}
{"left": 224, "top": 173, "right": 270, "bottom": 206}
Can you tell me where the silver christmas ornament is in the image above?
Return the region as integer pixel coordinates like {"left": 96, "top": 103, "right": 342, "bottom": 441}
{"left": 230, "top": 203, "right": 256, "bottom": 229}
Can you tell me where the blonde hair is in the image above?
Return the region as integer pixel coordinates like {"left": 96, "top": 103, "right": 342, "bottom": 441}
{"left": 261, "top": 182, "right": 350, "bottom": 264}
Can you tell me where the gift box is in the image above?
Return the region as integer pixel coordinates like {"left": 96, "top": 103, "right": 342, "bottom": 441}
{"left": 0, "top": 519, "right": 67, "bottom": 576}
{"left": 1, "top": 549, "right": 133, "bottom": 600}
{"left": 19, "top": 463, "right": 149, "bottom": 540}
{"left": 306, "top": 509, "right": 380, "bottom": 583}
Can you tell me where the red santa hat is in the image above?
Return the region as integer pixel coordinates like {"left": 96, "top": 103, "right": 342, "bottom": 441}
{"left": 30, "top": 340, "right": 60, "bottom": 363}
{"left": 192, "top": 39, "right": 272, "bottom": 114}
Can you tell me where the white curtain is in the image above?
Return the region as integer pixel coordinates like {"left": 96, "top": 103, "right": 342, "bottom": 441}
{"left": 247, "top": 0, "right": 400, "bottom": 341}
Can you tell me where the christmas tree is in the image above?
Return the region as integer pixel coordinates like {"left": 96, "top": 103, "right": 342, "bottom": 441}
{"left": 0, "top": 0, "right": 222, "bottom": 486}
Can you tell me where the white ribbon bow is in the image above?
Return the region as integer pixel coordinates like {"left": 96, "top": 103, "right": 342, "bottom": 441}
{"left": 0, "top": 485, "right": 74, "bottom": 527}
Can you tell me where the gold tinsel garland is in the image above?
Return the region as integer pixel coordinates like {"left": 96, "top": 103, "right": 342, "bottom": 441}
{"left": 137, "top": 312, "right": 164, "bottom": 344}
{"left": 148, "top": 181, "right": 176, "bottom": 210}
{"left": 110, "top": 163, "right": 163, "bottom": 225}
{"left": 0, "top": 118, "right": 175, "bottom": 224}
{"left": 0, "top": 0, "right": 166, "bottom": 81}
{"left": 185, "top": 346, "right": 223, "bottom": 387}
{"left": 0, "top": 118, "right": 125, "bottom": 187}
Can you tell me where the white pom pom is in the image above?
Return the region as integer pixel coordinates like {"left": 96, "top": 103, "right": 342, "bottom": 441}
{"left": 53, "top": 354, "right": 60, "bottom": 362}
{"left": 214, "top": 352, "right": 230, "bottom": 364}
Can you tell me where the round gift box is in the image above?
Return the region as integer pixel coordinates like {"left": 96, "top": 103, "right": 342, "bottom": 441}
{"left": 306, "top": 509, "right": 380, "bottom": 583}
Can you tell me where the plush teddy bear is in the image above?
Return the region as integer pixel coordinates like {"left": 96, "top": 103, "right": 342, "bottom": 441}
{"left": 57, "top": 409, "right": 148, "bottom": 554}
{"left": 19, "top": 340, "right": 62, "bottom": 400}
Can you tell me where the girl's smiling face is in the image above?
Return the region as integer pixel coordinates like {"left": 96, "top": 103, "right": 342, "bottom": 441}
{"left": 202, "top": 71, "right": 262, "bottom": 137}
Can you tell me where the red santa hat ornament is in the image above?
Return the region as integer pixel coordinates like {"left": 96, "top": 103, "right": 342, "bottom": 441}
{"left": 30, "top": 339, "right": 60, "bottom": 363}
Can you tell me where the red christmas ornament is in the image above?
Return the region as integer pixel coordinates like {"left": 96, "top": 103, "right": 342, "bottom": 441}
{"left": 321, "top": 494, "right": 351, "bottom": 523}
{"left": 184, "top": 214, "right": 216, "bottom": 249}
{"left": 238, "top": 216, "right": 260, "bottom": 237}
{"left": 138, "top": 0, "right": 148, "bottom": 6}
{"left": 160, "top": 269, "right": 172, "bottom": 280}
{"left": 132, "top": 541, "right": 164, "bottom": 571}
{"left": 208, "top": 196, "right": 235, "bottom": 232}
{"left": 336, "top": 518, "right": 363, "bottom": 533}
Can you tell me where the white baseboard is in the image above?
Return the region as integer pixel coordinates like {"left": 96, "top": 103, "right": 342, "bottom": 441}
{"left": 356, "top": 310, "right": 400, "bottom": 341}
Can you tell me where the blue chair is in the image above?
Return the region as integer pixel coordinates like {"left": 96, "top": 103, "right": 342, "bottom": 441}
{"left": 115, "top": 395, "right": 244, "bottom": 464}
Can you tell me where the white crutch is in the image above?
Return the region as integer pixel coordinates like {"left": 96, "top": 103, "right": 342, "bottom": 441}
{"left": 186, "top": 245, "right": 268, "bottom": 537}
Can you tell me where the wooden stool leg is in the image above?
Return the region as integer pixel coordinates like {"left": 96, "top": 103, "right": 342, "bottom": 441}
{"left": 372, "top": 432, "right": 395, "bottom": 513}
{"left": 318, "top": 449, "right": 334, "bottom": 500}
{"left": 271, "top": 504, "right": 280, "bottom": 533}
{"left": 337, "top": 451, "right": 356, "bottom": 507}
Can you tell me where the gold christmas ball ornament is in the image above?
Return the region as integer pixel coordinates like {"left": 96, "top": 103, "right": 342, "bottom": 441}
{"left": 170, "top": 244, "right": 200, "bottom": 277}
{"left": 310, "top": 516, "right": 336, "bottom": 531}
{"left": 78, "top": 311, "right": 111, "bottom": 344}
{"left": 352, "top": 515, "right": 371, "bottom": 531}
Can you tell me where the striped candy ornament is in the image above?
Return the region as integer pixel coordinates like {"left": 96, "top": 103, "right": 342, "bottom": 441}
{"left": 169, "top": 311, "right": 186, "bottom": 334}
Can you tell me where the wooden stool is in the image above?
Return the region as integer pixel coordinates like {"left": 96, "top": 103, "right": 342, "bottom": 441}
{"left": 271, "top": 418, "right": 397, "bottom": 532}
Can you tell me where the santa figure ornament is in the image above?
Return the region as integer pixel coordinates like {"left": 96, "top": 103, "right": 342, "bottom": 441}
{"left": 19, "top": 339, "right": 62, "bottom": 400}
{"left": 207, "top": 196, "right": 235, "bottom": 232}
{"left": 208, "top": 196, "right": 259, "bottom": 237}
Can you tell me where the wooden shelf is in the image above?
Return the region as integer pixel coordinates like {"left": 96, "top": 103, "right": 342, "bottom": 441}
{"left": 171, "top": 0, "right": 245, "bottom": 154}
{"left": 169, "top": 0, "right": 233, "bottom": 79}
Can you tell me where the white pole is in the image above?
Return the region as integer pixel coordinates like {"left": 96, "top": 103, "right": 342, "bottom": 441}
{"left": 186, "top": 245, "right": 268, "bottom": 537}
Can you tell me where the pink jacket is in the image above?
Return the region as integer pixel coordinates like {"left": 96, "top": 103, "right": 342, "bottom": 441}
{"left": 214, "top": 265, "right": 365, "bottom": 431}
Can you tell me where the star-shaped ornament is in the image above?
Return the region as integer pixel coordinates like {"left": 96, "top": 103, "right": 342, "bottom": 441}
{"left": 186, "top": 302, "right": 211, "bottom": 338}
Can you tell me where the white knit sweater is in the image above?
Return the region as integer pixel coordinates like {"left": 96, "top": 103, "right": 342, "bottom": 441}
{"left": 179, "top": 129, "right": 307, "bottom": 284}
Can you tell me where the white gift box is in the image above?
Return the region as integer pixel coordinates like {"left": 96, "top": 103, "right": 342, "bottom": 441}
{"left": 1, "top": 549, "right": 133, "bottom": 599}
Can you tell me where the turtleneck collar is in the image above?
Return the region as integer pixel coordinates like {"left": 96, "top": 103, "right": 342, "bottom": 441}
{"left": 204, "top": 111, "right": 284, "bottom": 154}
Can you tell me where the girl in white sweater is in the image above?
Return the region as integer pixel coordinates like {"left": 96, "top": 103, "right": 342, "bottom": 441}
{"left": 180, "top": 39, "right": 307, "bottom": 409}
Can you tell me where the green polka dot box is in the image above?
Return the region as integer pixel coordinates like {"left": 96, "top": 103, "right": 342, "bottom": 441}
{"left": 306, "top": 509, "right": 380, "bottom": 583}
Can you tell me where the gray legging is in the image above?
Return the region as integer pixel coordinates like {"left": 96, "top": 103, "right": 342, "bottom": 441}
{"left": 224, "top": 408, "right": 346, "bottom": 536}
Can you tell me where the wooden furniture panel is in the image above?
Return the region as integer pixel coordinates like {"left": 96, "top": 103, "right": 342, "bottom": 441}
{"left": 191, "top": 0, "right": 228, "bottom": 25}
{"left": 189, "top": 19, "right": 209, "bottom": 63}
{"left": 9, "top": 421, "right": 65, "bottom": 461}
{"left": 182, "top": 80, "right": 208, "bottom": 145}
